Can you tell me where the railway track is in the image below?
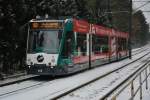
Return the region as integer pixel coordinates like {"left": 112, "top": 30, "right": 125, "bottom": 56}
{"left": 100, "top": 59, "right": 150, "bottom": 100}
{"left": 0, "top": 76, "right": 59, "bottom": 97}
{"left": 58, "top": 52, "right": 150, "bottom": 100}
{"left": 0, "top": 46, "right": 149, "bottom": 100}
{"left": 0, "top": 74, "right": 39, "bottom": 87}
{"left": 50, "top": 48, "right": 150, "bottom": 100}
{"left": 132, "top": 47, "right": 147, "bottom": 55}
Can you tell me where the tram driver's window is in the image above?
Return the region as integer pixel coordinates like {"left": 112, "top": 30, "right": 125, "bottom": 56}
{"left": 39, "top": 32, "right": 44, "bottom": 46}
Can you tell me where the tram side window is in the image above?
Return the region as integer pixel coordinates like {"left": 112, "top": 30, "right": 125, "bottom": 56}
{"left": 118, "top": 38, "right": 122, "bottom": 51}
{"left": 61, "top": 31, "right": 74, "bottom": 58}
{"left": 92, "top": 35, "right": 109, "bottom": 54}
{"left": 123, "top": 39, "right": 127, "bottom": 50}
{"left": 76, "top": 34, "right": 87, "bottom": 56}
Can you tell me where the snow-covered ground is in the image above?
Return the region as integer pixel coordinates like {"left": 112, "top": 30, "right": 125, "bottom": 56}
{"left": 109, "top": 66, "right": 150, "bottom": 100}
{"left": 60, "top": 53, "right": 150, "bottom": 100}
{"left": 0, "top": 45, "right": 150, "bottom": 100}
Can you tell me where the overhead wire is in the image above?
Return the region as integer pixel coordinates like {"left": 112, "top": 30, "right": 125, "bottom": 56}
{"left": 133, "top": 0, "right": 150, "bottom": 2}
{"left": 133, "top": 0, "right": 150, "bottom": 14}
{"left": 134, "top": 1, "right": 150, "bottom": 11}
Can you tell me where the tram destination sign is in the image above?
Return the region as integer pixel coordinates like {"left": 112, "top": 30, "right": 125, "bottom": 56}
{"left": 31, "top": 22, "right": 63, "bottom": 29}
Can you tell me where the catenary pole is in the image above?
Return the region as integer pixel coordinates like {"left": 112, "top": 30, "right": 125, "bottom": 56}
{"left": 129, "top": 0, "right": 132, "bottom": 59}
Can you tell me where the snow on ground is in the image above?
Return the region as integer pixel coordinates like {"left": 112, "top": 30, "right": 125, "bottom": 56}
{"left": 142, "top": 76, "right": 150, "bottom": 100}
{"left": 59, "top": 53, "right": 150, "bottom": 100}
{"left": 112, "top": 68, "right": 150, "bottom": 100}
{"left": 132, "top": 46, "right": 144, "bottom": 52}
{"left": 0, "top": 45, "right": 150, "bottom": 100}
{"left": 0, "top": 80, "right": 46, "bottom": 96}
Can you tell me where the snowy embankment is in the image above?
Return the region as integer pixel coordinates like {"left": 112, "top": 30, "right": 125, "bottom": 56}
{"left": 60, "top": 51, "right": 150, "bottom": 100}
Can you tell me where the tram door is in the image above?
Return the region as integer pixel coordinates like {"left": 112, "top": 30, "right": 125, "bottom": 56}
{"left": 61, "top": 31, "right": 74, "bottom": 58}
{"left": 110, "top": 36, "right": 117, "bottom": 60}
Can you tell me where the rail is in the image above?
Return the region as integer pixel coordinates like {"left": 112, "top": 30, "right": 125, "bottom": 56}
{"left": 50, "top": 50, "right": 150, "bottom": 100}
{"left": 101, "top": 60, "right": 150, "bottom": 100}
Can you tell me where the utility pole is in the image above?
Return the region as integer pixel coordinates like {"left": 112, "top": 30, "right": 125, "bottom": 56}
{"left": 89, "top": 24, "right": 92, "bottom": 69}
{"left": 129, "top": 0, "right": 132, "bottom": 59}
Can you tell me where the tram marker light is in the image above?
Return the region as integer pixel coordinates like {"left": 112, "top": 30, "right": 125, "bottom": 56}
{"left": 51, "top": 56, "right": 55, "bottom": 63}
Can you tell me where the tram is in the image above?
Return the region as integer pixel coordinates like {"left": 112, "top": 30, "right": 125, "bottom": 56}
{"left": 26, "top": 18, "right": 129, "bottom": 75}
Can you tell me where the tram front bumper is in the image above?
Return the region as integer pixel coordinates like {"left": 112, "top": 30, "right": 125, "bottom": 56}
{"left": 27, "top": 64, "right": 67, "bottom": 76}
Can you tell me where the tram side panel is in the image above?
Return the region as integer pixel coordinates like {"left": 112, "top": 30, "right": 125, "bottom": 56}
{"left": 59, "top": 19, "right": 91, "bottom": 74}
{"left": 91, "top": 34, "right": 110, "bottom": 67}
{"left": 109, "top": 36, "right": 118, "bottom": 61}
{"left": 117, "top": 37, "right": 129, "bottom": 59}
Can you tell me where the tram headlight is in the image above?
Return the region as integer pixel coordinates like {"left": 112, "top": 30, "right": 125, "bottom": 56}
{"left": 28, "top": 65, "right": 31, "bottom": 68}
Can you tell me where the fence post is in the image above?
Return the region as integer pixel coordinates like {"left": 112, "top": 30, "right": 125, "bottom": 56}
{"left": 149, "top": 64, "right": 150, "bottom": 73}
{"left": 111, "top": 96, "right": 116, "bottom": 100}
{"left": 139, "top": 73, "right": 142, "bottom": 100}
{"left": 145, "top": 68, "right": 148, "bottom": 89}
{"left": 131, "top": 81, "right": 134, "bottom": 100}
{"left": 104, "top": 98, "right": 108, "bottom": 100}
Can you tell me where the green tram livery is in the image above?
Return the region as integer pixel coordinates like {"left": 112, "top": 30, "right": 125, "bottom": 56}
{"left": 26, "top": 18, "right": 129, "bottom": 75}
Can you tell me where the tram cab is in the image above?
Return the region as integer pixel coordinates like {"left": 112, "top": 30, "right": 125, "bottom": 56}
{"left": 26, "top": 17, "right": 83, "bottom": 75}
{"left": 26, "top": 18, "right": 67, "bottom": 75}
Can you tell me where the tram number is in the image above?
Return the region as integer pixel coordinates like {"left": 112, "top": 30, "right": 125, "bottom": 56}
{"left": 37, "top": 69, "right": 42, "bottom": 72}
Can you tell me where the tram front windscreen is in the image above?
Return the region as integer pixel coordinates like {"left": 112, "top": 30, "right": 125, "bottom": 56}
{"left": 27, "top": 22, "right": 63, "bottom": 53}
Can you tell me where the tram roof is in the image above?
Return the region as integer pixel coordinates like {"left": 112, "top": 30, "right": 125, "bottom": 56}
{"left": 30, "top": 19, "right": 65, "bottom": 23}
